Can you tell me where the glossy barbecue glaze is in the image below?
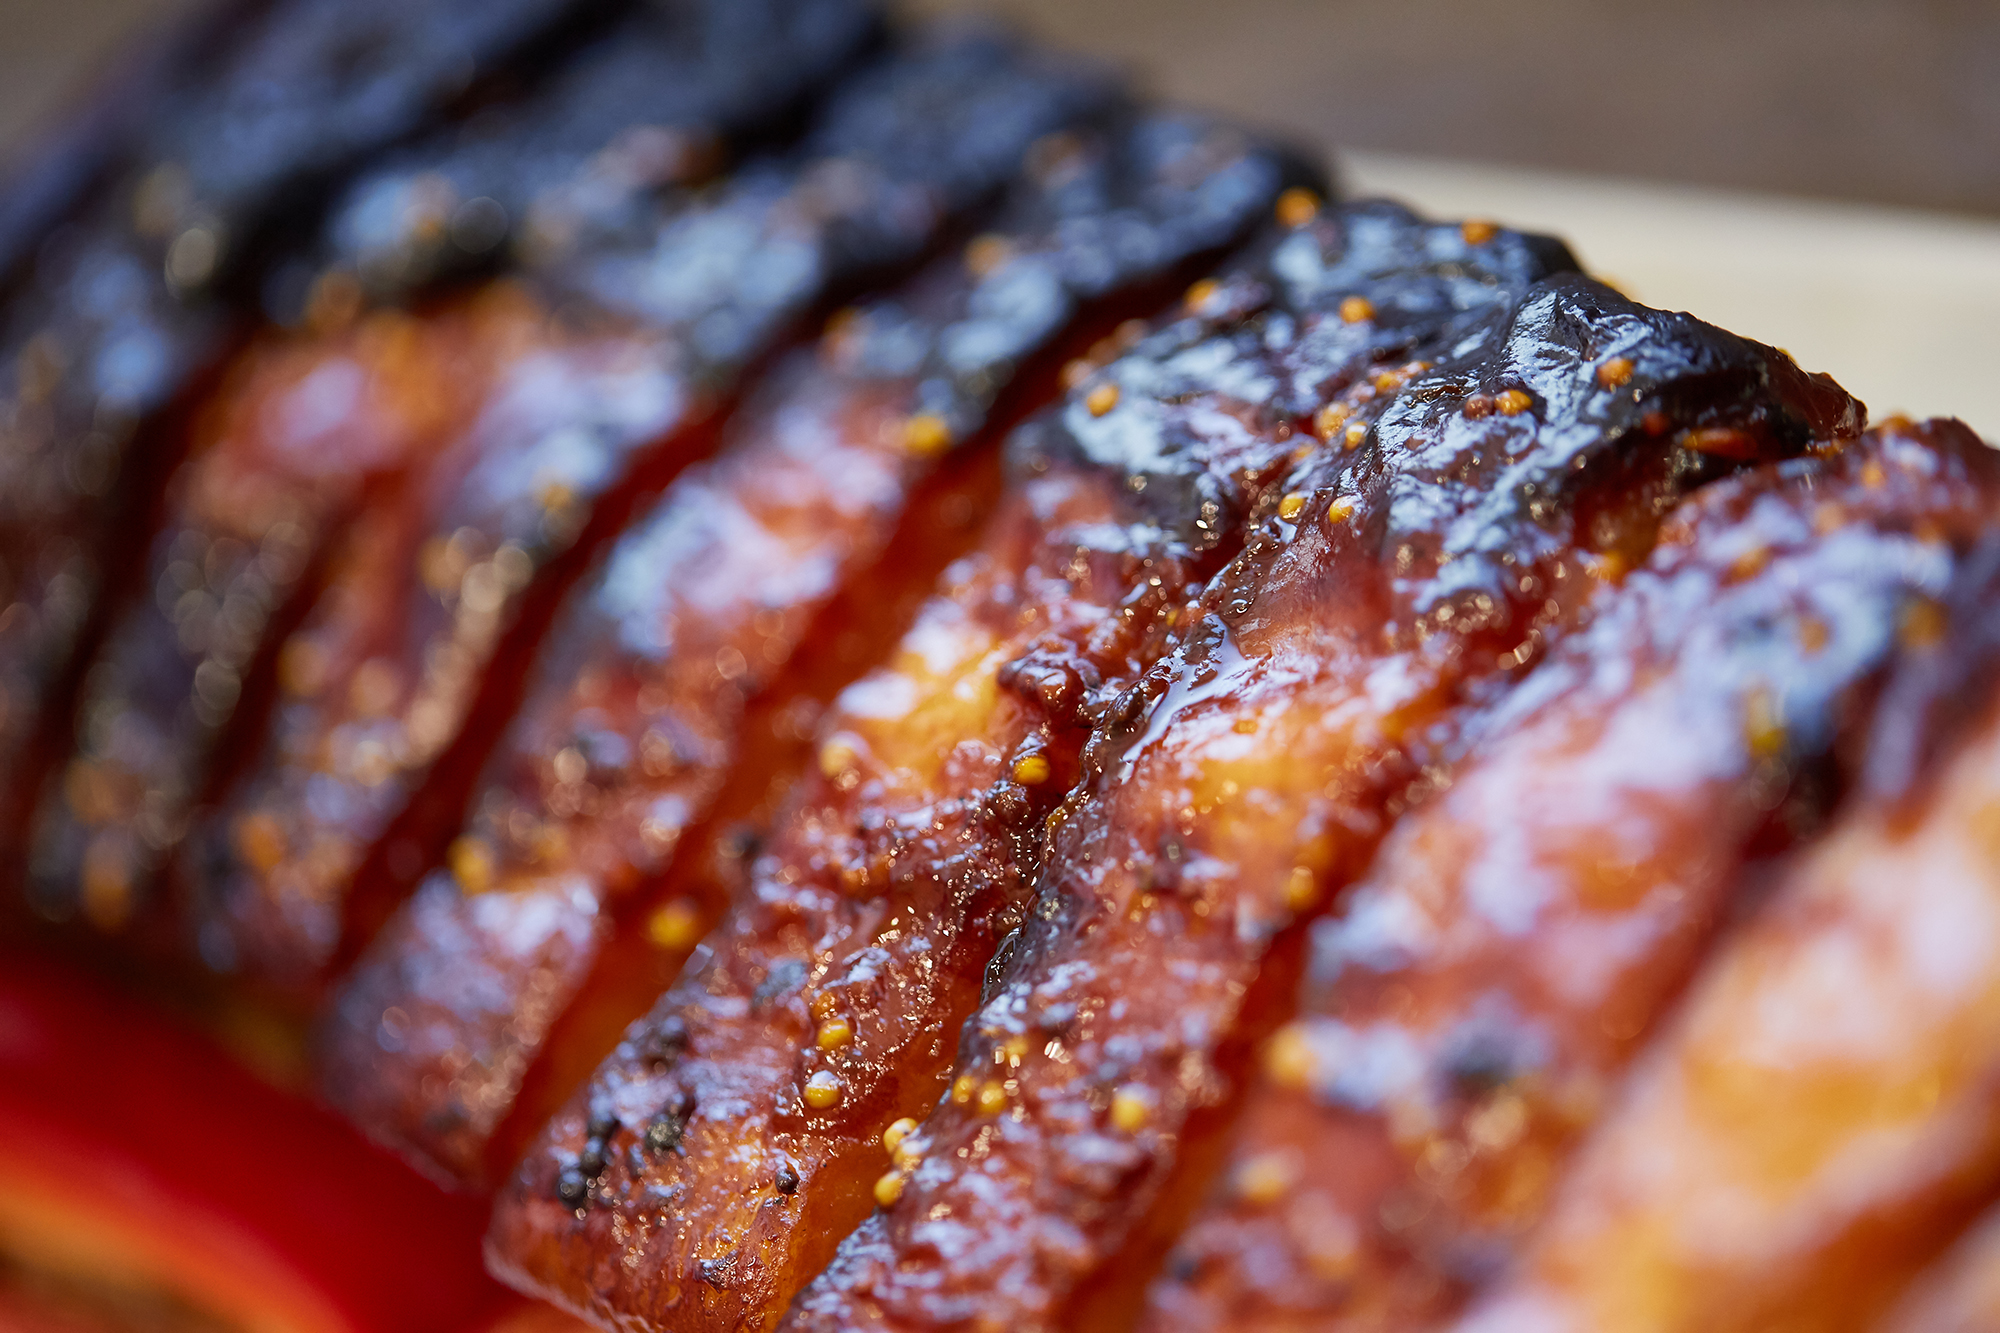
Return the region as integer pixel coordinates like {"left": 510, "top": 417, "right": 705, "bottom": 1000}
{"left": 485, "top": 203, "right": 1578, "bottom": 1331}
{"left": 184, "top": 295, "right": 704, "bottom": 982}
{"left": 0, "top": 0, "right": 614, "bottom": 866}
{"left": 1141, "top": 420, "right": 2000, "bottom": 1333}
{"left": 31, "top": 288, "right": 544, "bottom": 935}
{"left": 785, "top": 259, "right": 1861, "bottom": 1329}
{"left": 12, "top": 5, "right": 2000, "bottom": 1332}
{"left": 318, "top": 112, "right": 1304, "bottom": 1187}
{"left": 171, "top": 34, "right": 1115, "bottom": 990}
{"left": 315, "top": 0, "right": 880, "bottom": 304}
{"left": 0, "top": 208, "right": 223, "bottom": 868}
{"left": 485, "top": 397, "right": 1210, "bottom": 1327}
{"left": 1453, "top": 521, "right": 2000, "bottom": 1333}
{"left": 134, "top": 0, "right": 614, "bottom": 280}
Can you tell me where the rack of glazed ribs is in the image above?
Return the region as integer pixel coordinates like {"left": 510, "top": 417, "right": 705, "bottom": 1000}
{"left": 7, "top": 1, "right": 2000, "bottom": 1331}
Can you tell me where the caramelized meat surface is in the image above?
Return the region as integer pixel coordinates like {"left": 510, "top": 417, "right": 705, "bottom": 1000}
{"left": 315, "top": 0, "right": 879, "bottom": 304}
{"left": 317, "top": 113, "right": 1304, "bottom": 1187}
{"left": 786, "top": 262, "right": 1860, "bottom": 1330}
{"left": 16, "top": 7, "right": 2000, "bottom": 1332}
{"left": 167, "top": 34, "right": 1113, "bottom": 989}
{"left": 30, "top": 290, "right": 542, "bottom": 936}
{"left": 1140, "top": 420, "right": 2000, "bottom": 1333}
{"left": 485, "top": 201, "right": 1577, "bottom": 1331}
{"left": 0, "top": 0, "right": 614, "bottom": 867}
{"left": 488, "top": 438, "right": 1224, "bottom": 1328}
{"left": 0, "top": 213, "right": 223, "bottom": 873}
{"left": 134, "top": 0, "right": 607, "bottom": 270}
{"left": 183, "top": 296, "right": 708, "bottom": 981}
{"left": 26, "top": 16, "right": 1040, "bottom": 953}
{"left": 1452, "top": 527, "right": 2000, "bottom": 1333}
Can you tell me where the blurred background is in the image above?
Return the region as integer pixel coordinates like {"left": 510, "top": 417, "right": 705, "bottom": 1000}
{"left": 2, "top": 0, "right": 1997, "bottom": 426}
{"left": 10, "top": 0, "right": 2000, "bottom": 214}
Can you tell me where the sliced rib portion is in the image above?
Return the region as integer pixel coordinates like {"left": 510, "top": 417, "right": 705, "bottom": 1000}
{"left": 317, "top": 112, "right": 1307, "bottom": 1188}
{"left": 22, "top": 0, "right": 905, "bottom": 946}
{"left": 1140, "top": 420, "right": 2000, "bottom": 1333}
{"left": 30, "top": 290, "right": 541, "bottom": 938}
{"left": 1455, "top": 515, "right": 2000, "bottom": 1333}
{"left": 310, "top": 0, "right": 879, "bottom": 306}
{"left": 133, "top": 0, "right": 619, "bottom": 272}
{"left": 161, "top": 34, "right": 1114, "bottom": 990}
{"left": 786, "top": 269, "right": 1862, "bottom": 1332}
{"left": 0, "top": 0, "right": 619, "bottom": 872}
{"left": 486, "top": 201, "right": 1579, "bottom": 1332}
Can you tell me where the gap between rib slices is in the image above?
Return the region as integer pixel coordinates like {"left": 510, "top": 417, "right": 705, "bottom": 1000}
{"left": 33, "top": 291, "right": 539, "bottom": 946}
{"left": 1142, "top": 419, "right": 2000, "bottom": 1332}
{"left": 317, "top": 112, "right": 1310, "bottom": 1188}
{"left": 784, "top": 263, "right": 1862, "bottom": 1331}
{"left": 1454, "top": 503, "right": 2000, "bottom": 1333}
{"left": 1, "top": 0, "right": 645, "bottom": 895}
{"left": 160, "top": 34, "right": 1117, "bottom": 995}
{"left": 486, "top": 201, "right": 1582, "bottom": 1330}
{"left": 19, "top": 0, "right": 889, "bottom": 946}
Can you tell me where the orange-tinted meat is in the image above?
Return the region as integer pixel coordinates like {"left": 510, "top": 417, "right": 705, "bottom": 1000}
{"left": 1879, "top": 1206, "right": 2000, "bottom": 1333}
{"left": 485, "top": 404, "right": 1235, "bottom": 1329}
{"left": 13, "top": 0, "right": 894, "bottom": 934}
{"left": 0, "top": 0, "right": 621, "bottom": 877}
{"left": 177, "top": 36, "right": 1115, "bottom": 991}
{"left": 317, "top": 114, "right": 1305, "bottom": 1187}
{"left": 786, "top": 268, "right": 1861, "bottom": 1332}
{"left": 16, "top": 10, "right": 1995, "bottom": 1333}
{"left": 314, "top": 337, "right": 980, "bottom": 1184}
{"left": 28, "top": 290, "right": 535, "bottom": 938}
{"left": 184, "top": 296, "right": 704, "bottom": 985}
{"left": 1453, "top": 527, "right": 2000, "bottom": 1333}
{"left": 1140, "top": 420, "right": 2000, "bottom": 1333}
{"left": 0, "top": 212, "right": 224, "bottom": 881}
{"left": 485, "top": 202, "right": 1584, "bottom": 1331}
